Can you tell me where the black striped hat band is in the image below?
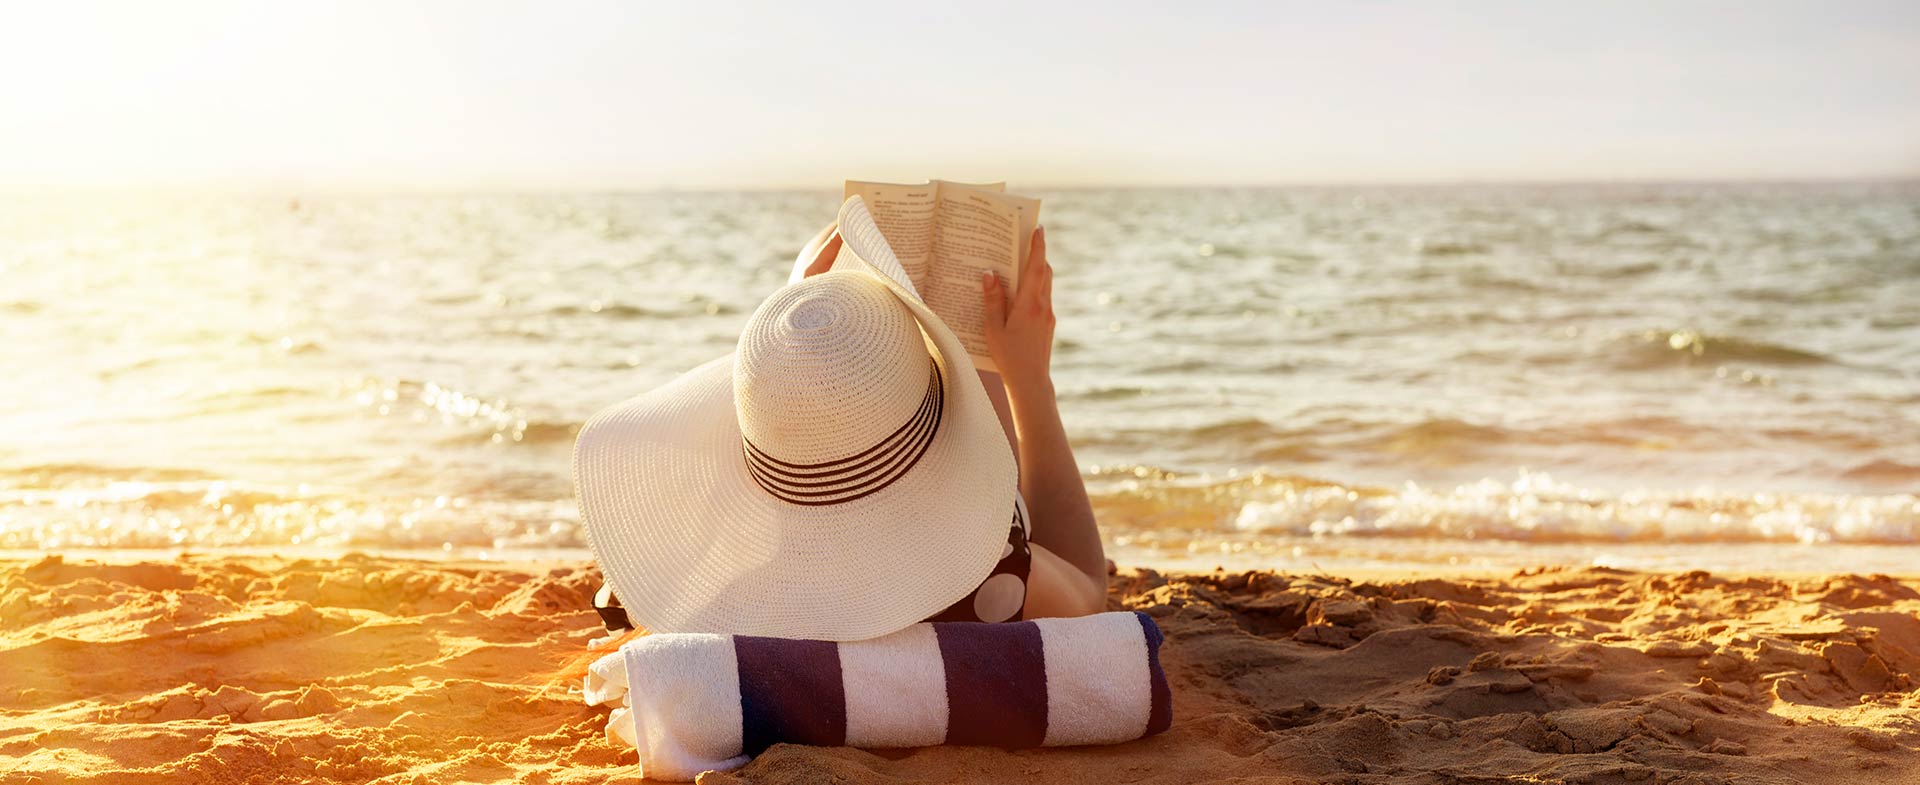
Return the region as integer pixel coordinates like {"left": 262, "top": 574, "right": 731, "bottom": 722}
{"left": 743, "top": 362, "right": 943, "bottom": 506}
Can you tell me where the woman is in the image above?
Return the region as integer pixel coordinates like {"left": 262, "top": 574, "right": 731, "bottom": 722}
{"left": 573, "top": 197, "right": 1104, "bottom": 643}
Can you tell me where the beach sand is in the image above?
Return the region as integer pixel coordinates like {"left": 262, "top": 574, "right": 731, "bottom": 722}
{"left": 2, "top": 555, "right": 1915, "bottom": 784}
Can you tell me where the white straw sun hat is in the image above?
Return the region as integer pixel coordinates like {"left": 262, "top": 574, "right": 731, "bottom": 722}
{"left": 573, "top": 195, "right": 1017, "bottom": 641}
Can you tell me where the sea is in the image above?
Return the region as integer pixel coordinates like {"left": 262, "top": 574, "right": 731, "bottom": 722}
{"left": 3, "top": 184, "right": 1917, "bottom": 575}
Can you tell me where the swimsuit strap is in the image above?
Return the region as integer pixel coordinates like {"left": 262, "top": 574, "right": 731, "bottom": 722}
{"left": 594, "top": 581, "right": 632, "bottom": 633}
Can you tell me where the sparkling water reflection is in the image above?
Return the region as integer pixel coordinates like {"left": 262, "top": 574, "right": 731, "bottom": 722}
{"left": 2, "top": 185, "right": 1917, "bottom": 570}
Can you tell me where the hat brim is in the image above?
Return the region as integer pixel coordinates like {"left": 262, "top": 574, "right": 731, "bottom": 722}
{"left": 573, "top": 195, "right": 1017, "bottom": 641}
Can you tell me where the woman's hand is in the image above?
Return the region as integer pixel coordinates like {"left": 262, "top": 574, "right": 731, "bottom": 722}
{"left": 800, "top": 225, "right": 842, "bottom": 279}
{"left": 981, "top": 226, "right": 1053, "bottom": 400}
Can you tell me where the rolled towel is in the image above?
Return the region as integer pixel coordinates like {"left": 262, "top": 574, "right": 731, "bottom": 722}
{"left": 583, "top": 611, "right": 1173, "bottom": 781}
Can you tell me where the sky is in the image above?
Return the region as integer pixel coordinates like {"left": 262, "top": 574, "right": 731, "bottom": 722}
{"left": 1, "top": 1, "right": 1917, "bottom": 190}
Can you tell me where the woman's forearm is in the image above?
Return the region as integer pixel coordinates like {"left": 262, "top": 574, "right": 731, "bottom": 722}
{"left": 1007, "top": 380, "right": 1106, "bottom": 582}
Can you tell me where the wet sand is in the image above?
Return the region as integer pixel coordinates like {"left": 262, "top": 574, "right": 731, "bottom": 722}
{"left": 2, "top": 554, "right": 1916, "bottom": 783}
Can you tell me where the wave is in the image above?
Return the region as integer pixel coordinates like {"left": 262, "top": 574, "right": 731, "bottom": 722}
{"left": 1, "top": 463, "right": 221, "bottom": 488}
{"left": 1188, "top": 417, "right": 1288, "bottom": 443}
{"left": 347, "top": 378, "right": 577, "bottom": 447}
{"left": 181, "top": 384, "right": 322, "bottom": 415}
{"left": 1087, "top": 469, "right": 1920, "bottom": 545}
{"left": 546, "top": 298, "right": 737, "bottom": 319}
{"left": 1454, "top": 268, "right": 1552, "bottom": 293}
{"left": 0, "top": 478, "right": 580, "bottom": 550}
{"left": 1601, "top": 219, "right": 1669, "bottom": 236}
{"left": 431, "top": 420, "right": 580, "bottom": 448}
{"left": 547, "top": 303, "right": 676, "bottom": 319}
{"left": 1083, "top": 411, "right": 1907, "bottom": 494}
{"left": 1136, "top": 358, "right": 1218, "bottom": 374}
{"left": 1065, "top": 385, "right": 1150, "bottom": 402}
{"left": 1583, "top": 260, "right": 1663, "bottom": 278}
{"left": 1842, "top": 459, "right": 1920, "bottom": 483}
{"left": 1340, "top": 417, "right": 1522, "bottom": 454}
{"left": 1607, "top": 329, "right": 1836, "bottom": 370}
{"left": 1412, "top": 239, "right": 1490, "bottom": 257}
{"left": 1082, "top": 416, "right": 1560, "bottom": 470}
{"left": 514, "top": 420, "right": 580, "bottom": 445}
{"left": 1103, "top": 414, "right": 1647, "bottom": 455}
{"left": 9, "top": 465, "right": 1918, "bottom": 551}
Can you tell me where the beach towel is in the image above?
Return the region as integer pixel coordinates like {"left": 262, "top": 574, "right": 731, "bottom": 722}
{"left": 582, "top": 610, "right": 1173, "bottom": 781}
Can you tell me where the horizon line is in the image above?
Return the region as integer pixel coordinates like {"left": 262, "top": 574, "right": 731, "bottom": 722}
{"left": 4, "top": 174, "right": 1919, "bottom": 199}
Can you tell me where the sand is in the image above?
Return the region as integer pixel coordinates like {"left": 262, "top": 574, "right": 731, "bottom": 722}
{"left": 1, "top": 555, "right": 1915, "bottom": 784}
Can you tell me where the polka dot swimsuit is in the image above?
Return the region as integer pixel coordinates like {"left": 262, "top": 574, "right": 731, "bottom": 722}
{"left": 593, "top": 493, "right": 1032, "bottom": 632}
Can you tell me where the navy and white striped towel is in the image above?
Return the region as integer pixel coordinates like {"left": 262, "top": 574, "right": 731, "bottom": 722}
{"left": 583, "top": 610, "right": 1172, "bottom": 781}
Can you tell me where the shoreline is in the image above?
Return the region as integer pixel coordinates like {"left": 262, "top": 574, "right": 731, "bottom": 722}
{"left": 2, "top": 554, "right": 1915, "bottom": 783}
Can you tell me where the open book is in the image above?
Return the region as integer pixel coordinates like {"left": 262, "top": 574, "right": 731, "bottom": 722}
{"left": 828, "top": 179, "right": 1040, "bottom": 373}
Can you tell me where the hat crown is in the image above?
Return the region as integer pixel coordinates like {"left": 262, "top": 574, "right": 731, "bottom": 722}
{"left": 734, "top": 272, "right": 935, "bottom": 467}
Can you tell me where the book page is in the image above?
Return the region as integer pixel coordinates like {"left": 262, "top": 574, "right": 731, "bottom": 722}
{"left": 935, "top": 180, "right": 1038, "bottom": 268}
{"left": 842, "top": 180, "right": 937, "bottom": 285}
{"left": 923, "top": 185, "right": 1040, "bottom": 372}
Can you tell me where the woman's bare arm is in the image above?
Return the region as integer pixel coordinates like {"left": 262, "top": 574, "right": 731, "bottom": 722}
{"left": 791, "top": 222, "right": 839, "bottom": 281}
{"left": 982, "top": 227, "right": 1108, "bottom": 587}
{"left": 1024, "top": 542, "right": 1107, "bottom": 617}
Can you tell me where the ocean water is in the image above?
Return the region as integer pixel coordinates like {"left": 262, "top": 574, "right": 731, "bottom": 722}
{"left": 3, "top": 185, "right": 1918, "bottom": 574}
